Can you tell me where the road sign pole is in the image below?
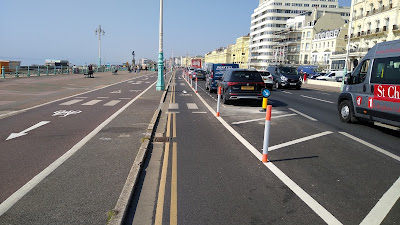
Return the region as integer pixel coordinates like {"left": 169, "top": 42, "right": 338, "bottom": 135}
{"left": 262, "top": 105, "right": 272, "bottom": 163}
{"left": 216, "top": 86, "right": 221, "bottom": 117}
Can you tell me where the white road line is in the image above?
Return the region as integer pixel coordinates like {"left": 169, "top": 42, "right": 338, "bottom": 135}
{"left": 193, "top": 89, "right": 342, "bottom": 225}
{"left": 97, "top": 97, "right": 109, "bottom": 99}
{"left": 60, "top": 99, "right": 84, "bottom": 105}
{"left": 301, "top": 95, "right": 334, "bottom": 104}
{"left": 0, "top": 81, "right": 157, "bottom": 217}
{"left": 192, "top": 112, "right": 207, "bottom": 114}
{"left": 317, "top": 92, "right": 331, "bottom": 96}
{"left": 281, "top": 91, "right": 292, "bottom": 94}
{"left": 339, "top": 132, "right": 400, "bottom": 162}
{"left": 103, "top": 100, "right": 121, "bottom": 106}
{"left": 268, "top": 131, "right": 333, "bottom": 151}
{"left": 169, "top": 103, "right": 179, "bottom": 110}
{"left": 0, "top": 74, "right": 158, "bottom": 119}
{"left": 232, "top": 114, "right": 297, "bottom": 125}
{"left": 119, "top": 98, "right": 131, "bottom": 100}
{"left": 180, "top": 83, "right": 185, "bottom": 86}
{"left": 289, "top": 108, "right": 318, "bottom": 121}
{"left": 187, "top": 103, "right": 198, "bottom": 110}
{"left": 82, "top": 100, "right": 102, "bottom": 105}
{"left": 360, "top": 177, "right": 400, "bottom": 225}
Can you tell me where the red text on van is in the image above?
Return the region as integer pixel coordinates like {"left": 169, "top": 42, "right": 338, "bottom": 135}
{"left": 375, "top": 85, "right": 400, "bottom": 103}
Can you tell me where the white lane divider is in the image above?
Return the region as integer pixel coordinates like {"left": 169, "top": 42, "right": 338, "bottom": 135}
{"left": 103, "top": 100, "right": 121, "bottom": 106}
{"left": 301, "top": 95, "right": 334, "bottom": 104}
{"left": 60, "top": 99, "right": 84, "bottom": 105}
{"left": 339, "top": 132, "right": 400, "bottom": 162}
{"left": 232, "top": 114, "right": 297, "bottom": 125}
{"left": 192, "top": 88, "right": 343, "bottom": 225}
{"left": 82, "top": 100, "right": 102, "bottom": 106}
{"left": 289, "top": 108, "right": 318, "bottom": 121}
{"left": 360, "top": 177, "right": 400, "bottom": 225}
{"left": 268, "top": 131, "right": 333, "bottom": 151}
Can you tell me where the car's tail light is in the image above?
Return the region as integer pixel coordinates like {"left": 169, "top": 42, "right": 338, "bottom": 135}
{"left": 211, "top": 71, "right": 213, "bottom": 78}
{"left": 227, "top": 82, "right": 241, "bottom": 86}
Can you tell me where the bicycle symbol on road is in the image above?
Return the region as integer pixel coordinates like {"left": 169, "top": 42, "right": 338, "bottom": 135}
{"left": 52, "top": 110, "right": 82, "bottom": 117}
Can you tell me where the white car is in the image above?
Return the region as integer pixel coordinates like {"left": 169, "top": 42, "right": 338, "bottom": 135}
{"left": 259, "top": 71, "right": 274, "bottom": 90}
{"left": 316, "top": 71, "right": 345, "bottom": 81}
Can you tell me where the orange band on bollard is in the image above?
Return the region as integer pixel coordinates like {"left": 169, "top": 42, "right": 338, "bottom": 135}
{"left": 262, "top": 154, "right": 268, "bottom": 163}
{"left": 266, "top": 105, "right": 272, "bottom": 121}
{"left": 218, "top": 86, "right": 221, "bottom": 95}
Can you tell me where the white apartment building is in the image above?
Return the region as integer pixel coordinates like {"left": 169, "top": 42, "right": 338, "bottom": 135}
{"left": 330, "top": 0, "right": 400, "bottom": 71}
{"left": 249, "top": 0, "right": 350, "bottom": 70}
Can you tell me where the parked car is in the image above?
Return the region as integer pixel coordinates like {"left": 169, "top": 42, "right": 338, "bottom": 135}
{"left": 335, "top": 72, "right": 351, "bottom": 82}
{"left": 297, "top": 65, "right": 319, "bottom": 76}
{"left": 338, "top": 39, "right": 400, "bottom": 128}
{"left": 310, "top": 72, "right": 326, "bottom": 79}
{"left": 192, "top": 69, "right": 206, "bottom": 80}
{"left": 205, "top": 63, "right": 239, "bottom": 93}
{"left": 219, "top": 69, "right": 265, "bottom": 104}
{"left": 316, "top": 71, "right": 345, "bottom": 81}
{"left": 267, "top": 65, "right": 302, "bottom": 89}
{"left": 259, "top": 71, "right": 274, "bottom": 91}
{"left": 188, "top": 67, "right": 195, "bottom": 76}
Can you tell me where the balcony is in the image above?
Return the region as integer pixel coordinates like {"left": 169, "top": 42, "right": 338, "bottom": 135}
{"left": 394, "top": 25, "right": 400, "bottom": 33}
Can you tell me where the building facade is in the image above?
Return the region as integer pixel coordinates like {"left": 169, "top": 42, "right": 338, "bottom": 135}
{"left": 331, "top": 0, "right": 400, "bottom": 71}
{"left": 205, "top": 35, "right": 250, "bottom": 68}
{"left": 249, "top": 0, "right": 350, "bottom": 70}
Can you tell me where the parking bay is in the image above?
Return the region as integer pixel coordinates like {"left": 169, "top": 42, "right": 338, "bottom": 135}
{"left": 194, "top": 82, "right": 400, "bottom": 224}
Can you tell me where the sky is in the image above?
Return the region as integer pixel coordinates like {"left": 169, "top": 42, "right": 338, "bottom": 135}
{"left": 1, "top": 0, "right": 351, "bottom": 66}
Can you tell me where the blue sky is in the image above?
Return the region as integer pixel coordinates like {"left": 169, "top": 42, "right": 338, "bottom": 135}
{"left": 1, "top": 0, "right": 351, "bottom": 66}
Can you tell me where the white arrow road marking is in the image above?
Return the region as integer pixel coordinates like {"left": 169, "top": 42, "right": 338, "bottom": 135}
{"left": 110, "top": 90, "right": 122, "bottom": 94}
{"left": 6, "top": 121, "right": 50, "bottom": 141}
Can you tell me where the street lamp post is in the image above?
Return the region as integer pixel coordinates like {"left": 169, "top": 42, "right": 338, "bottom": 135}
{"left": 156, "top": 0, "right": 165, "bottom": 91}
{"left": 95, "top": 25, "right": 105, "bottom": 70}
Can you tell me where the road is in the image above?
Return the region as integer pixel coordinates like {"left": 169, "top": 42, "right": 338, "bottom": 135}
{"left": 0, "top": 71, "right": 168, "bottom": 224}
{"left": 132, "top": 70, "right": 400, "bottom": 224}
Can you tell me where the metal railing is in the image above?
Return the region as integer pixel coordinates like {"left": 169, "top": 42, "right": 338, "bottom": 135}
{"left": 1, "top": 66, "right": 127, "bottom": 79}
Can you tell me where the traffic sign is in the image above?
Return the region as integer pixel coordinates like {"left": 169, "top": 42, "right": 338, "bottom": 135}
{"left": 262, "top": 89, "right": 271, "bottom": 98}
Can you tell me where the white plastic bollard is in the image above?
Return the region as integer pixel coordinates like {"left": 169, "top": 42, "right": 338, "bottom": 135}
{"left": 262, "top": 105, "right": 272, "bottom": 163}
{"left": 216, "top": 86, "right": 221, "bottom": 117}
{"left": 195, "top": 77, "right": 198, "bottom": 93}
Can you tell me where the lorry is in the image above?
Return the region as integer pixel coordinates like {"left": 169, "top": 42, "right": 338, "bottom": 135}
{"left": 205, "top": 63, "right": 239, "bottom": 93}
{"left": 191, "top": 59, "right": 202, "bottom": 69}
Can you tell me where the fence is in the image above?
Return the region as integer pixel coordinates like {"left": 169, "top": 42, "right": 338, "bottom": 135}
{"left": 1, "top": 65, "right": 128, "bottom": 78}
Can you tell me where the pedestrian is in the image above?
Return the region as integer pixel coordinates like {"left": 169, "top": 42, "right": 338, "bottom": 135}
{"left": 303, "top": 73, "right": 308, "bottom": 83}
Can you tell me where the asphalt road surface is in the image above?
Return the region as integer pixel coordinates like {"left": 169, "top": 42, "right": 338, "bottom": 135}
{"left": 0, "top": 71, "right": 168, "bottom": 224}
{"left": 132, "top": 70, "right": 399, "bottom": 225}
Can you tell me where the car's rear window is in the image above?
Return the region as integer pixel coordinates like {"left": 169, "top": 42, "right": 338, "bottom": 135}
{"left": 260, "top": 71, "right": 270, "bottom": 76}
{"left": 229, "top": 71, "right": 263, "bottom": 82}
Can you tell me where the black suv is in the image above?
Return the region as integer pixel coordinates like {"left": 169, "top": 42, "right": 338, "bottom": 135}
{"left": 219, "top": 69, "right": 265, "bottom": 104}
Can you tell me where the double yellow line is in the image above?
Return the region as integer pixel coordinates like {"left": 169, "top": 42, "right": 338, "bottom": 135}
{"left": 155, "top": 73, "right": 177, "bottom": 225}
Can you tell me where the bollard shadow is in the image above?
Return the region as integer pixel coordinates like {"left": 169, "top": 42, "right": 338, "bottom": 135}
{"left": 269, "top": 155, "right": 319, "bottom": 163}
{"left": 269, "top": 99, "right": 288, "bottom": 108}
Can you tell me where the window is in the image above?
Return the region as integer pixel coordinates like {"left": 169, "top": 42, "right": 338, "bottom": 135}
{"left": 352, "top": 59, "right": 370, "bottom": 84}
{"left": 307, "top": 31, "right": 311, "bottom": 38}
{"left": 306, "top": 43, "right": 310, "bottom": 50}
{"left": 371, "top": 57, "right": 400, "bottom": 84}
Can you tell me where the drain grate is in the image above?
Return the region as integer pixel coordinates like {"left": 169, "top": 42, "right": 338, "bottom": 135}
{"left": 153, "top": 137, "right": 170, "bottom": 142}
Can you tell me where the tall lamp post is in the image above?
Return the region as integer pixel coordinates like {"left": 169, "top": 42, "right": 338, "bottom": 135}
{"left": 95, "top": 25, "right": 105, "bottom": 70}
{"left": 156, "top": 0, "right": 165, "bottom": 91}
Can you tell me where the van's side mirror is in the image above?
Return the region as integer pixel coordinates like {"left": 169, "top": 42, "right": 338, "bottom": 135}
{"left": 345, "top": 75, "right": 352, "bottom": 85}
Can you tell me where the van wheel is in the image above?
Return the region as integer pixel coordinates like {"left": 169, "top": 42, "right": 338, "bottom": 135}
{"left": 339, "top": 100, "right": 357, "bottom": 123}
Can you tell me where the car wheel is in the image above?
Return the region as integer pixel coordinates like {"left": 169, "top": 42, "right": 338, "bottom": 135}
{"left": 221, "top": 93, "right": 230, "bottom": 105}
{"left": 296, "top": 85, "right": 301, "bottom": 90}
{"left": 339, "top": 100, "right": 357, "bottom": 123}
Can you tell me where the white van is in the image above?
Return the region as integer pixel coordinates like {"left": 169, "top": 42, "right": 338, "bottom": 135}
{"left": 338, "top": 40, "right": 400, "bottom": 128}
